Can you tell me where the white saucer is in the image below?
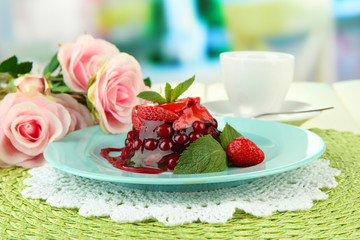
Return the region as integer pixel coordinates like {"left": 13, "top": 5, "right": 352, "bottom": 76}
{"left": 203, "top": 100, "right": 321, "bottom": 126}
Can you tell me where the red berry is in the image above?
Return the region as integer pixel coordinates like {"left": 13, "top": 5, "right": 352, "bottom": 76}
{"left": 158, "top": 97, "right": 201, "bottom": 113}
{"left": 173, "top": 104, "right": 214, "bottom": 130}
{"left": 131, "top": 106, "right": 145, "bottom": 131}
{"left": 226, "top": 137, "right": 265, "bottom": 167}
{"left": 171, "top": 143, "right": 187, "bottom": 154}
{"left": 121, "top": 146, "right": 131, "bottom": 159}
{"left": 132, "top": 139, "right": 142, "bottom": 150}
{"left": 127, "top": 130, "right": 135, "bottom": 140}
{"left": 189, "top": 131, "right": 203, "bottom": 142}
{"left": 205, "top": 126, "right": 221, "bottom": 141}
{"left": 166, "top": 154, "right": 180, "bottom": 170}
{"left": 192, "top": 121, "right": 206, "bottom": 133}
{"left": 159, "top": 139, "right": 174, "bottom": 151}
{"left": 173, "top": 132, "right": 190, "bottom": 145}
{"left": 125, "top": 139, "right": 133, "bottom": 148}
{"left": 156, "top": 123, "right": 174, "bottom": 138}
{"left": 137, "top": 105, "right": 178, "bottom": 122}
{"left": 211, "top": 118, "right": 218, "bottom": 128}
{"left": 143, "top": 138, "right": 158, "bottom": 151}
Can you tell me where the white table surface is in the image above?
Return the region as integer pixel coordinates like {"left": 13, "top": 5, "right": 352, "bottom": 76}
{"left": 153, "top": 80, "right": 360, "bottom": 134}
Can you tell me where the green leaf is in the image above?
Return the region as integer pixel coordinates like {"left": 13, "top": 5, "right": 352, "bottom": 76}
{"left": 143, "top": 77, "right": 151, "bottom": 88}
{"left": 87, "top": 74, "right": 97, "bottom": 91}
{"left": 86, "top": 60, "right": 108, "bottom": 91}
{"left": 86, "top": 95, "right": 98, "bottom": 121}
{"left": 219, "top": 123, "right": 243, "bottom": 150}
{"left": 50, "top": 81, "right": 70, "bottom": 93}
{"left": 14, "top": 61, "right": 32, "bottom": 75}
{"left": 173, "top": 135, "right": 227, "bottom": 174}
{"left": 0, "top": 56, "right": 17, "bottom": 73}
{"left": 164, "top": 82, "right": 172, "bottom": 102}
{"left": 137, "top": 91, "right": 167, "bottom": 104}
{"left": 43, "top": 52, "right": 59, "bottom": 76}
{"left": 8, "top": 78, "right": 15, "bottom": 90}
{"left": 170, "top": 75, "right": 195, "bottom": 102}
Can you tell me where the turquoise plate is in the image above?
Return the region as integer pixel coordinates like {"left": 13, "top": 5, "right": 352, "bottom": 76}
{"left": 44, "top": 117, "right": 325, "bottom": 192}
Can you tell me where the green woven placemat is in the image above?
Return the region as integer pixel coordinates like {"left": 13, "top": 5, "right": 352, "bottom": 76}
{"left": 1, "top": 128, "right": 360, "bottom": 239}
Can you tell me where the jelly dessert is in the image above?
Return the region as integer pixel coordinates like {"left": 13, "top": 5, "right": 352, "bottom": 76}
{"left": 101, "top": 96, "right": 221, "bottom": 173}
{"left": 101, "top": 77, "right": 264, "bottom": 174}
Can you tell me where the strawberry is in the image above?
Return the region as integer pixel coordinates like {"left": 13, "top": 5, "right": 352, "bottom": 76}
{"left": 158, "top": 97, "right": 200, "bottom": 113}
{"left": 173, "top": 103, "right": 213, "bottom": 130}
{"left": 137, "top": 105, "right": 179, "bottom": 122}
{"left": 226, "top": 137, "right": 264, "bottom": 167}
{"left": 132, "top": 106, "right": 145, "bottom": 131}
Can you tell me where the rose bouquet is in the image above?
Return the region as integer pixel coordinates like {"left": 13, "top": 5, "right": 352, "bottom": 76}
{"left": 0, "top": 34, "right": 149, "bottom": 168}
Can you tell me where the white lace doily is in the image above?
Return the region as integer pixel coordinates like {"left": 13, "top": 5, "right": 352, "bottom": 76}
{"left": 21, "top": 159, "right": 340, "bottom": 226}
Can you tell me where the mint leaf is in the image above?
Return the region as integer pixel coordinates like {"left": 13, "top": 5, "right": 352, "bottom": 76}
{"left": 137, "top": 91, "right": 167, "bottom": 104}
{"left": 219, "top": 123, "right": 243, "bottom": 150}
{"left": 165, "top": 82, "right": 172, "bottom": 102}
{"left": 173, "top": 135, "right": 227, "bottom": 174}
{"left": 0, "top": 56, "right": 17, "bottom": 73}
{"left": 170, "top": 75, "right": 195, "bottom": 102}
{"left": 43, "top": 52, "right": 59, "bottom": 76}
{"left": 143, "top": 77, "right": 151, "bottom": 88}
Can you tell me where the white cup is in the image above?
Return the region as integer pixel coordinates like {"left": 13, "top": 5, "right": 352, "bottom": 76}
{"left": 220, "top": 51, "right": 295, "bottom": 118}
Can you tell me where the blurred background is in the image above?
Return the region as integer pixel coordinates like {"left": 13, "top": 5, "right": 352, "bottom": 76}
{"left": 0, "top": 0, "right": 359, "bottom": 84}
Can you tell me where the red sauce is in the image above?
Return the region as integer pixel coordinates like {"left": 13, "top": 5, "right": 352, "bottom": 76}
{"left": 100, "top": 147, "right": 167, "bottom": 174}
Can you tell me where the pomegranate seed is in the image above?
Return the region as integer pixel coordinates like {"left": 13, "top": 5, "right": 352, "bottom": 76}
{"left": 173, "top": 132, "right": 190, "bottom": 145}
{"left": 155, "top": 123, "right": 174, "bottom": 138}
{"left": 132, "top": 139, "right": 142, "bottom": 150}
{"left": 159, "top": 139, "right": 174, "bottom": 151}
{"left": 166, "top": 154, "right": 180, "bottom": 170}
{"left": 192, "top": 121, "right": 206, "bottom": 133}
{"left": 127, "top": 130, "right": 135, "bottom": 140}
{"left": 143, "top": 138, "right": 158, "bottom": 151}
{"left": 189, "top": 131, "right": 203, "bottom": 142}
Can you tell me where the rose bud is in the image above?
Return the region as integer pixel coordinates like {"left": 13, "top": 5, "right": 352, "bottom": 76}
{"left": 14, "top": 74, "right": 49, "bottom": 97}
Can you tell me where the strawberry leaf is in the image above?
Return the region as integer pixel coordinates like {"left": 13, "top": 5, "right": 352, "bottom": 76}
{"left": 170, "top": 75, "right": 195, "bottom": 102}
{"left": 219, "top": 123, "right": 243, "bottom": 150}
{"left": 173, "top": 135, "right": 227, "bottom": 174}
{"left": 137, "top": 91, "right": 167, "bottom": 104}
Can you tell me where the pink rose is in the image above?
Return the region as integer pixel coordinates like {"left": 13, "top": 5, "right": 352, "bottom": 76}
{"left": 52, "top": 93, "right": 94, "bottom": 132}
{"left": 0, "top": 93, "right": 71, "bottom": 168}
{"left": 14, "top": 74, "right": 49, "bottom": 97}
{"left": 57, "top": 34, "right": 119, "bottom": 92}
{"left": 88, "top": 53, "right": 147, "bottom": 134}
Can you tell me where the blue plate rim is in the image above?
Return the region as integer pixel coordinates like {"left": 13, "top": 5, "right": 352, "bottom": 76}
{"left": 44, "top": 118, "right": 326, "bottom": 185}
